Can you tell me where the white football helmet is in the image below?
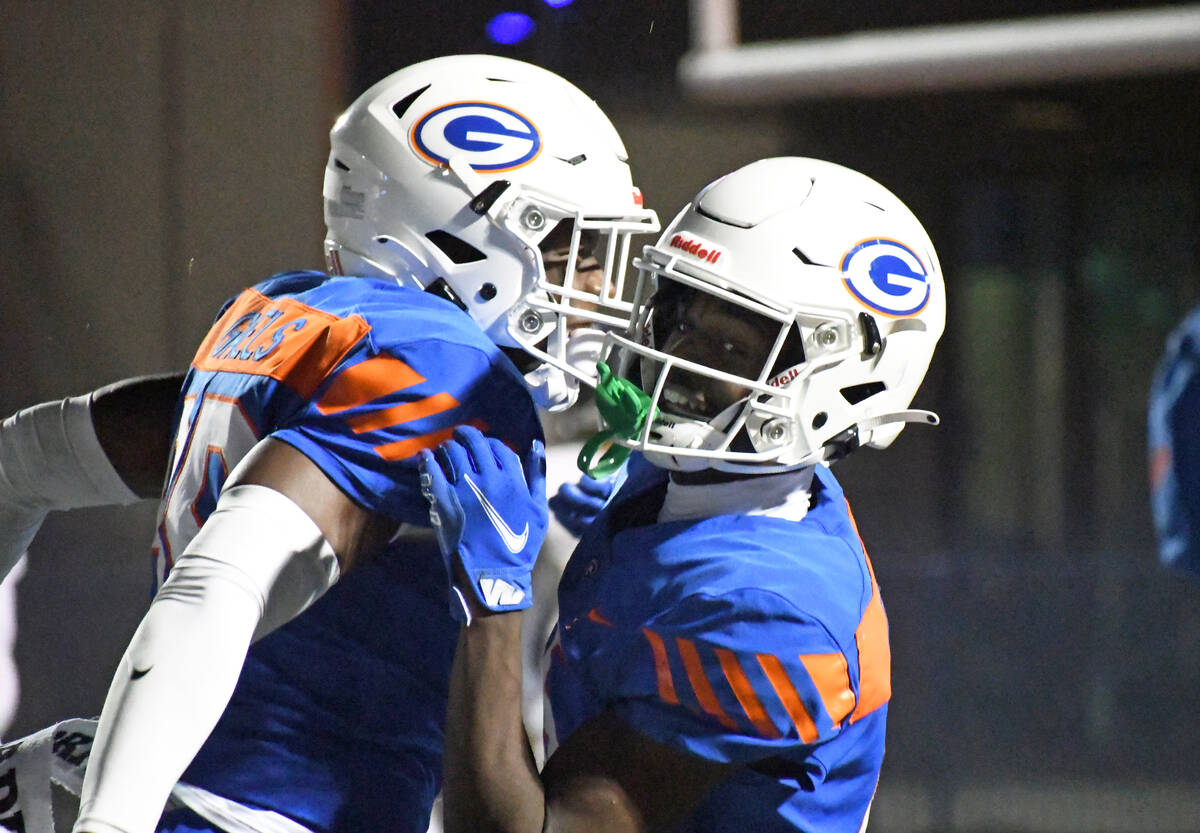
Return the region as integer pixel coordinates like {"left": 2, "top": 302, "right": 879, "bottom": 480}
{"left": 600, "top": 157, "right": 946, "bottom": 473}
{"left": 323, "top": 54, "right": 660, "bottom": 411}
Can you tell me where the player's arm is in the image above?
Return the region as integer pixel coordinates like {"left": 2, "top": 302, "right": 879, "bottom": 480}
{"left": 0, "top": 372, "right": 182, "bottom": 581}
{"left": 444, "top": 610, "right": 730, "bottom": 833}
{"left": 421, "top": 429, "right": 729, "bottom": 833}
{"left": 73, "top": 437, "right": 400, "bottom": 833}
{"left": 226, "top": 436, "right": 400, "bottom": 569}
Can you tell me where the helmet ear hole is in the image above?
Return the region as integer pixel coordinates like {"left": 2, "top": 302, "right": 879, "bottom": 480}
{"left": 812, "top": 412, "right": 828, "bottom": 430}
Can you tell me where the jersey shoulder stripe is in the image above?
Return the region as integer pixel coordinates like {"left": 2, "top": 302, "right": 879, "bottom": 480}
{"left": 636, "top": 619, "right": 833, "bottom": 744}
{"left": 316, "top": 355, "right": 425, "bottom": 414}
{"left": 714, "top": 647, "right": 780, "bottom": 739}
{"left": 315, "top": 354, "right": 471, "bottom": 457}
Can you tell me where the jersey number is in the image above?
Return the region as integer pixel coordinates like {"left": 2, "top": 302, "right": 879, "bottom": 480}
{"left": 152, "top": 394, "right": 259, "bottom": 586}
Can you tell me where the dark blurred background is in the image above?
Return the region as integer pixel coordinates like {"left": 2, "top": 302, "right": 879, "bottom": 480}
{"left": 2, "top": 1, "right": 1199, "bottom": 830}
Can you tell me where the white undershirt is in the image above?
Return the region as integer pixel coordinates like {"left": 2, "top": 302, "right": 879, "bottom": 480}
{"left": 657, "top": 466, "right": 816, "bottom": 525}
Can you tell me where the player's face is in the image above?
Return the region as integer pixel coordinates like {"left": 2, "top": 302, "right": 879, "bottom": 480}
{"left": 539, "top": 220, "right": 605, "bottom": 331}
{"left": 641, "top": 283, "right": 780, "bottom": 421}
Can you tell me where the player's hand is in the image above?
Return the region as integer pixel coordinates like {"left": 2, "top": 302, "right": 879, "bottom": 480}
{"left": 548, "top": 473, "right": 614, "bottom": 536}
{"left": 419, "top": 426, "right": 547, "bottom": 619}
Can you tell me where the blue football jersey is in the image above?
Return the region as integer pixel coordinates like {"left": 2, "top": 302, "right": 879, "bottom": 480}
{"left": 1148, "top": 304, "right": 1200, "bottom": 581}
{"left": 545, "top": 462, "right": 889, "bottom": 833}
{"left": 149, "top": 271, "right": 542, "bottom": 833}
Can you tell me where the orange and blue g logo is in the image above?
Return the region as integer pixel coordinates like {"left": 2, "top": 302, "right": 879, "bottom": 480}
{"left": 840, "top": 239, "right": 931, "bottom": 318}
{"left": 411, "top": 102, "right": 542, "bottom": 172}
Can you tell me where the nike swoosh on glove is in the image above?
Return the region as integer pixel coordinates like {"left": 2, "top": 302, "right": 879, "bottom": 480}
{"left": 548, "top": 473, "right": 614, "bottom": 537}
{"left": 419, "top": 425, "right": 547, "bottom": 619}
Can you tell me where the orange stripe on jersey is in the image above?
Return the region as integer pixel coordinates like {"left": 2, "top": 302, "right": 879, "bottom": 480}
{"left": 757, "top": 653, "right": 819, "bottom": 743}
{"left": 193, "top": 290, "right": 369, "bottom": 400}
{"left": 676, "top": 638, "right": 737, "bottom": 731}
{"left": 587, "top": 608, "right": 615, "bottom": 628}
{"left": 849, "top": 576, "right": 891, "bottom": 723}
{"left": 345, "top": 392, "right": 460, "bottom": 433}
{"left": 317, "top": 355, "right": 425, "bottom": 414}
{"left": 714, "top": 648, "right": 781, "bottom": 739}
{"left": 372, "top": 418, "right": 488, "bottom": 461}
{"left": 640, "top": 628, "right": 679, "bottom": 705}
{"left": 799, "top": 652, "right": 856, "bottom": 726}
{"left": 842, "top": 496, "right": 892, "bottom": 722}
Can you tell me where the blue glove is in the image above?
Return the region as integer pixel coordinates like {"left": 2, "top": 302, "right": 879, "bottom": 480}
{"left": 418, "top": 425, "right": 547, "bottom": 618}
{"left": 548, "top": 473, "right": 615, "bottom": 536}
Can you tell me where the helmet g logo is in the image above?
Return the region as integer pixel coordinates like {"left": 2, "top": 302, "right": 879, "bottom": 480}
{"left": 839, "top": 239, "right": 930, "bottom": 317}
{"left": 411, "top": 102, "right": 542, "bottom": 172}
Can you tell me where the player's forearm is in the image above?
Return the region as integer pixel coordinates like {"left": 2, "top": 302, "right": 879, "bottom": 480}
{"left": 443, "top": 610, "right": 545, "bottom": 833}
{"left": 75, "top": 485, "right": 339, "bottom": 833}
{"left": 0, "top": 390, "right": 144, "bottom": 579}
{"left": 74, "top": 560, "right": 262, "bottom": 833}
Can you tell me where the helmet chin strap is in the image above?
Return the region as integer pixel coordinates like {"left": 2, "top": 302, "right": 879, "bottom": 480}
{"left": 644, "top": 396, "right": 743, "bottom": 455}
{"left": 523, "top": 365, "right": 579, "bottom": 412}
{"left": 564, "top": 329, "right": 605, "bottom": 383}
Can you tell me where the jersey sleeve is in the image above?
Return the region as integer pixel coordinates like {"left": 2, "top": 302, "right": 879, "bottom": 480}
{"left": 610, "top": 587, "right": 872, "bottom": 766}
{"left": 273, "top": 336, "right": 542, "bottom": 526}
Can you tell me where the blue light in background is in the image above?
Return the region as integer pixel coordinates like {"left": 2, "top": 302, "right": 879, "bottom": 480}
{"left": 543, "top": 0, "right": 575, "bottom": 7}
{"left": 486, "top": 12, "right": 536, "bottom": 44}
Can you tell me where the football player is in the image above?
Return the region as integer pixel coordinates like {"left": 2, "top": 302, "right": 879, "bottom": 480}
{"left": 0, "top": 54, "right": 657, "bottom": 833}
{"left": 420, "top": 157, "right": 945, "bottom": 833}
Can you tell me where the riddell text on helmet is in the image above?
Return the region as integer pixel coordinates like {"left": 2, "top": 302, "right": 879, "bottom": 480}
{"left": 669, "top": 235, "right": 723, "bottom": 264}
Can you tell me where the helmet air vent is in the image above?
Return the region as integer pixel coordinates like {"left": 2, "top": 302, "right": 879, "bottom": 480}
{"left": 425, "top": 230, "right": 487, "bottom": 264}
{"left": 792, "top": 247, "right": 819, "bottom": 265}
{"left": 333, "top": 158, "right": 350, "bottom": 172}
{"left": 391, "top": 84, "right": 431, "bottom": 121}
{"left": 840, "top": 381, "right": 886, "bottom": 405}
{"left": 694, "top": 204, "right": 752, "bottom": 229}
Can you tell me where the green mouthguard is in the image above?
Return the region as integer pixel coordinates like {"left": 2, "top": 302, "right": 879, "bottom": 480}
{"left": 577, "top": 362, "right": 655, "bottom": 477}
